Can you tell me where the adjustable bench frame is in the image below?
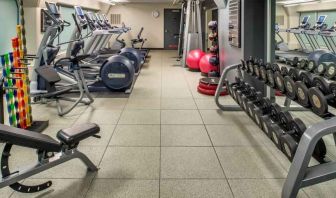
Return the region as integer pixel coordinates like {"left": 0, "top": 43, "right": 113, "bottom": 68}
{"left": 0, "top": 123, "right": 99, "bottom": 193}
{"left": 0, "top": 143, "right": 98, "bottom": 193}
{"left": 215, "top": 63, "right": 336, "bottom": 198}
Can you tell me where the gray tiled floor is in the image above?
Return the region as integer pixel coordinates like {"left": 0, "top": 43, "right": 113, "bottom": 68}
{"left": 2, "top": 50, "right": 335, "bottom": 197}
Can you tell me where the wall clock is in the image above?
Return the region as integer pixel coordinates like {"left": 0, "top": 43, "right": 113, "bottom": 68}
{"left": 152, "top": 10, "right": 160, "bottom": 18}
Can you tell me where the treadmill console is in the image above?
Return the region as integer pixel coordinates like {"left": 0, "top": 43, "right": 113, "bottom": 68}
{"left": 74, "top": 6, "right": 87, "bottom": 24}
{"left": 95, "top": 13, "right": 107, "bottom": 29}
{"left": 315, "top": 15, "right": 327, "bottom": 29}
{"left": 75, "top": 6, "right": 85, "bottom": 19}
{"left": 102, "top": 14, "right": 109, "bottom": 22}
{"left": 45, "top": 2, "right": 63, "bottom": 25}
{"left": 86, "top": 12, "right": 101, "bottom": 29}
{"left": 46, "top": 2, "right": 60, "bottom": 17}
{"left": 101, "top": 14, "right": 112, "bottom": 28}
{"left": 299, "top": 16, "right": 310, "bottom": 29}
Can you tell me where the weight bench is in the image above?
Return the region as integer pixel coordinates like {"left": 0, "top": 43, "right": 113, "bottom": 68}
{"left": 0, "top": 123, "right": 100, "bottom": 193}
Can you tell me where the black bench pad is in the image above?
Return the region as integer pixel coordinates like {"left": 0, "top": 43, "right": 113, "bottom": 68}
{"left": 56, "top": 123, "right": 100, "bottom": 145}
{"left": 0, "top": 124, "right": 61, "bottom": 152}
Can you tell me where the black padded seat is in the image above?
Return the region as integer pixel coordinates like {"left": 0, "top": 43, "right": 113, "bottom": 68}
{"left": 0, "top": 124, "right": 61, "bottom": 152}
{"left": 56, "top": 123, "right": 100, "bottom": 145}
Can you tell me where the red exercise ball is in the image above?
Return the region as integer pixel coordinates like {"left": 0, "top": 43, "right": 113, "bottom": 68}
{"left": 186, "top": 49, "right": 205, "bottom": 70}
{"left": 199, "top": 54, "right": 218, "bottom": 74}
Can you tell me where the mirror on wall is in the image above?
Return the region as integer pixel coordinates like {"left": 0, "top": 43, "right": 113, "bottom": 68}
{"left": 275, "top": 2, "right": 336, "bottom": 67}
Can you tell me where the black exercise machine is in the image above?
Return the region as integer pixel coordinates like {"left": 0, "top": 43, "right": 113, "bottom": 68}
{"left": 34, "top": 40, "right": 94, "bottom": 116}
{"left": 131, "top": 27, "right": 150, "bottom": 59}
{"left": 0, "top": 123, "right": 100, "bottom": 193}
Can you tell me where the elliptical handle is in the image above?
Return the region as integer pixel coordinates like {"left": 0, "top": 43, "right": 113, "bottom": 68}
{"left": 72, "top": 13, "right": 82, "bottom": 38}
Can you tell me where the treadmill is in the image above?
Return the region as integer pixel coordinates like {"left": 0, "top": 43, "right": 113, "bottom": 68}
{"left": 276, "top": 16, "right": 311, "bottom": 62}
{"left": 319, "top": 21, "right": 336, "bottom": 54}
{"left": 303, "top": 15, "right": 328, "bottom": 51}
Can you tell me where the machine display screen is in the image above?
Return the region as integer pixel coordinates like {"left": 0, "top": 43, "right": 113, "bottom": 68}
{"left": 317, "top": 15, "right": 327, "bottom": 24}
{"left": 48, "top": 3, "right": 59, "bottom": 15}
{"left": 75, "top": 6, "right": 84, "bottom": 18}
{"left": 302, "top": 16, "right": 309, "bottom": 25}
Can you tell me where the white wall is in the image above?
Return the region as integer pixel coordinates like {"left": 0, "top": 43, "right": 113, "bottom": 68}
{"left": 24, "top": 0, "right": 104, "bottom": 54}
{"left": 108, "top": 3, "right": 179, "bottom": 48}
{"left": 296, "top": 2, "right": 336, "bottom": 12}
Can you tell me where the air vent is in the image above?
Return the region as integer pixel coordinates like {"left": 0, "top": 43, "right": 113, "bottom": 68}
{"left": 111, "top": 14, "right": 121, "bottom": 24}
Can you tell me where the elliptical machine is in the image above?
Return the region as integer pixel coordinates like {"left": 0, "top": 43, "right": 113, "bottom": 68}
{"left": 68, "top": 5, "right": 140, "bottom": 92}
{"left": 32, "top": 2, "right": 94, "bottom": 116}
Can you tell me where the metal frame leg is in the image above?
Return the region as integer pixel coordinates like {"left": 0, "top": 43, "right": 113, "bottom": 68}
{"left": 0, "top": 148, "right": 98, "bottom": 190}
{"left": 215, "top": 64, "right": 243, "bottom": 111}
{"left": 282, "top": 117, "right": 336, "bottom": 198}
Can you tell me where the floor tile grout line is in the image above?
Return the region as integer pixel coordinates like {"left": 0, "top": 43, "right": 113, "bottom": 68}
{"left": 180, "top": 58, "right": 236, "bottom": 198}
{"left": 159, "top": 50, "right": 163, "bottom": 198}
{"left": 83, "top": 79, "right": 130, "bottom": 198}
{"left": 247, "top": 120, "right": 313, "bottom": 198}
{"left": 14, "top": 177, "right": 290, "bottom": 180}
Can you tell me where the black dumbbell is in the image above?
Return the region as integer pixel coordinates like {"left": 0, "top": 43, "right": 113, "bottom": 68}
{"left": 324, "top": 62, "right": 336, "bottom": 80}
{"left": 268, "top": 111, "right": 295, "bottom": 149}
{"left": 227, "top": 78, "right": 240, "bottom": 98}
{"left": 243, "top": 91, "right": 263, "bottom": 119}
{"left": 259, "top": 103, "right": 283, "bottom": 140}
{"left": 253, "top": 59, "right": 264, "bottom": 79}
{"left": 281, "top": 118, "right": 327, "bottom": 162}
{"left": 290, "top": 57, "right": 299, "bottom": 67}
{"left": 249, "top": 97, "right": 272, "bottom": 128}
{"left": 315, "top": 62, "right": 328, "bottom": 76}
{"left": 279, "top": 118, "right": 306, "bottom": 161}
{"left": 269, "top": 110, "right": 299, "bottom": 149}
{"left": 246, "top": 57, "right": 258, "bottom": 75}
{"left": 308, "top": 79, "right": 336, "bottom": 116}
{"left": 253, "top": 99, "right": 272, "bottom": 130}
{"left": 239, "top": 60, "right": 247, "bottom": 71}
{"left": 281, "top": 66, "right": 289, "bottom": 76}
{"left": 283, "top": 68, "right": 301, "bottom": 100}
{"left": 306, "top": 60, "right": 317, "bottom": 72}
{"left": 236, "top": 85, "right": 253, "bottom": 108}
{"left": 241, "top": 88, "right": 261, "bottom": 112}
{"left": 274, "top": 65, "right": 292, "bottom": 93}
{"left": 298, "top": 59, "right": 308, "bottom": 70}
{"left": 237, "top": 85, "right": 256, "bottom": 110}
{"left": 266, "top": 64, "right": 281, "bottom": 88}
{"left": 274, "top": 71, "right": 286, "bottom": 93}
{"left": 267, "top": 70, "right": 276, "bottom": 88}
{"left": 259, "top": 63, "right": 272, "bottom": 83}
{"left": 295, "top": 72, "right": 314, "bottom": 107}
{"left": 230, "top": 79, "right": 246, "bottom": 101}
{"left": 231, "top": 79, "right": 250, "bottom": 102}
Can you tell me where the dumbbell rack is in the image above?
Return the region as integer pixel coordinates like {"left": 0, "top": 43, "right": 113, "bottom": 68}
{"left": 215, "top": 62, "right": 336, "bottom": 198}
